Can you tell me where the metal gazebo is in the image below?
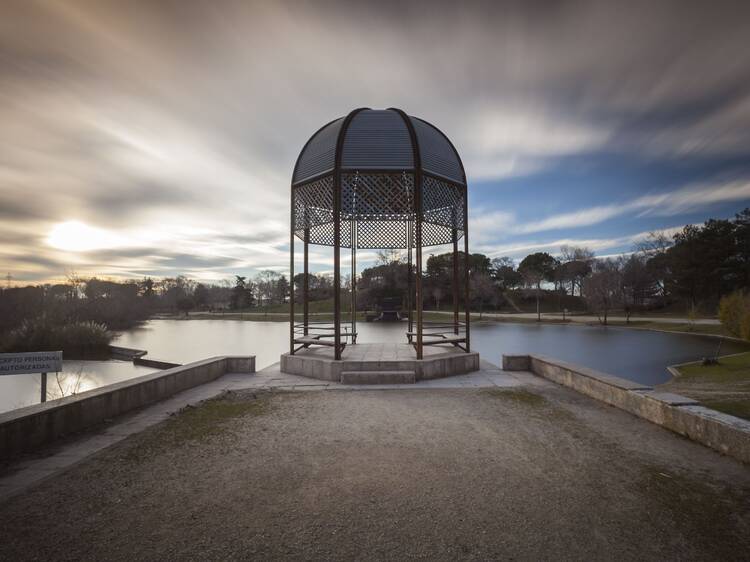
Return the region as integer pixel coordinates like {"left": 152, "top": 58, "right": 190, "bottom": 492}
{"left": 290, "top": 108, "right": 470, "bottom": 360}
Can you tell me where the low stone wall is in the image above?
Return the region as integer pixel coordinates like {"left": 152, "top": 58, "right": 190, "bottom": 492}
{"left": 503, "top": 354, "right": 750, "bottom": 465}
{"left": 0, "top": 355, "right": 255, "bottom": 459}
{"left": 281, "top": 351, "right": 480, "bottom": 381}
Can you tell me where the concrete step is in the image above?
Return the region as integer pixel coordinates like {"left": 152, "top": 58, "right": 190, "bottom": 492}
{"left": 340, "top": 371, "right": 416, "bottom": 385}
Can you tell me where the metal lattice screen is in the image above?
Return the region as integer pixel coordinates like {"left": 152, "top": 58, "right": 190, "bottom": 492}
{"left": 293, "top": 172, "right": 465, "bottom": 249}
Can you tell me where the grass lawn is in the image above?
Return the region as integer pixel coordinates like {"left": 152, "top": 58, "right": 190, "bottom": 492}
{"left": 660, "top": 352, "right": 750, "bottom": 421}
{"left": 608, "top": 320, "right": 733, "bottom": 338}
{"left": 678, "top": 352, "right": 750, "bottom": 384}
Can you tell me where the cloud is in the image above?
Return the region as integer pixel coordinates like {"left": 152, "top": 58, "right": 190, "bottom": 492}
{"left": 636, "top": 180, "right": 750, "bottom": 217}
{"left": 517, "top": 205, "right": 623, "bottom": 234}
{"left": 516, "top": 180, "right": 750, "bottom": 234}
{"left": 476, "top": 225, "right": 687, "bottom": 260}
{"left": 469, "top": 210, "right": 516, "bottom": 243}
{"left": 1, "top": 0, "right": 749, "bottom": 281}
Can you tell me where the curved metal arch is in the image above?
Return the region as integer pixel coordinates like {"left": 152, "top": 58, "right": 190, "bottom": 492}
{"left": 409, "top": 116, "right": 468, "bottom": 186}
{"left": 291, "top": 116, "right": 340, "bottom": 185}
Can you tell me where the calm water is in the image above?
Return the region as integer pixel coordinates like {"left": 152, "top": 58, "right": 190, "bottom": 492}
{"left": 0, "top": 360, "right": 154, "bottom": 414}
{"left": 1, "top": 319, "right": 746, "bottom": 413}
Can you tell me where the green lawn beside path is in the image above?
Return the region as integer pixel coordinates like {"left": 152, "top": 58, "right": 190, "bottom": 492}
{"left": 660, "top": 352, "right": 750, "bottom": 421}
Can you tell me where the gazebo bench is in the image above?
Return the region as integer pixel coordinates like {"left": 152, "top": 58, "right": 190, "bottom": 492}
{"left": 405, "top": 332, "right": 467, "bottom": 347}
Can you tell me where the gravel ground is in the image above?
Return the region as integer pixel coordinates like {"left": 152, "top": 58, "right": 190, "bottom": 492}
{"left": 1, "top": 385, "right": 749, "bottom": 561}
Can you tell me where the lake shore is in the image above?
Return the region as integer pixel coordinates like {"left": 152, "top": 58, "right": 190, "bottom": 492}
{"left": 156, "top": 310, "right": 736, "bottom": 341}
{"left": 659, "top": 352, "right": 750, "bottom": 421}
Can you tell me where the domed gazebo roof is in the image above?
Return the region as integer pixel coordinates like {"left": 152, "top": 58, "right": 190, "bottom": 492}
{"left": 292, "top": 108, "right": 467, "bottom": 249}
{"left": 293, "top": 108, "right": 466, "bottom": 186}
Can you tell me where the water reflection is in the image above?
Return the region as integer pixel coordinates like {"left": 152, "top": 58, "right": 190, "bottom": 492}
{"left": 0, "top": 360, "right": 153, "bottom": 414}
{"left": 117, "top": 319, "right": 747, "bottom": 384}
{"left": 2, "top": 319, "right": 746, "bottom": 414}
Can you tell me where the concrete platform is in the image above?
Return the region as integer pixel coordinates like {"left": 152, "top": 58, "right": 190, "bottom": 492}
{"left": 280, "top": 343, "right": 480, "bottom": 382}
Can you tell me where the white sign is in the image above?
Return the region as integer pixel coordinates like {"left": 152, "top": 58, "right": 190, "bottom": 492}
{"left": 0, "top": 351, "right": 62, "bottom": 375}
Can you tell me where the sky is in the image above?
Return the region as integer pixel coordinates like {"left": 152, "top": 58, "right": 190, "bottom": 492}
{"left": 2, "top": 0, "right": 750, "bottom": 284}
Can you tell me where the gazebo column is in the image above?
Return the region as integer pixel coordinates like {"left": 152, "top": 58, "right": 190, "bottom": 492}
{"left": 452, "top": 227, "right": 459, "bottom": 335}
{"left": 289, "top": 193, "right": 295, "bottom": 355}
{"left": 415, "top": 181, "right": 423, "bottom": 360}
{"left": 351, "top": 220, "right": 357, "bottom": 344}
{"left": 333, "top": 174, "right": 342, "bottom": 360}
{"left": 407, "top": 220, "right": 413, "bottom": 333}
{"left": 303, "top": 228, "right": 309, "bottom": 336}
{"left": 463, "top": 187, "right": 471, "bottom": 352}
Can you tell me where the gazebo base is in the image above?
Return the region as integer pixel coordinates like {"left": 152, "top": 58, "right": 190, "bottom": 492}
{"left": 280, "top": 343, "right": 480, "bottom": 383}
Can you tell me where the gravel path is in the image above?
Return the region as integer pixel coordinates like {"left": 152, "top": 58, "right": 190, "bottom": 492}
{"left": 1, "top": 385, "right": 749, "bottom": 561}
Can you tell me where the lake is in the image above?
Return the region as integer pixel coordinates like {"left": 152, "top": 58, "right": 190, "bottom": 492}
{"left": 1, "top": 319, "right": 746, "bottom": 414}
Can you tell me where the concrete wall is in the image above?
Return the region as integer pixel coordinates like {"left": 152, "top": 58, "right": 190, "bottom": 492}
{"left": 0, "top": 355, "right": 255, "bottom": 459}
{"left": 281, "top": 351, "right": 480, "bottom": 381}
{"left": 504, "top": 354, "right": 750, "bottom": 465}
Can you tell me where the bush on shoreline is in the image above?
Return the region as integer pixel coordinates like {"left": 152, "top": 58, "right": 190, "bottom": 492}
{"left": 0, "top": 318, "right": 112, "bottom": 359}
{"left": 718, "top": 291, "right": 750, "bottom": 340}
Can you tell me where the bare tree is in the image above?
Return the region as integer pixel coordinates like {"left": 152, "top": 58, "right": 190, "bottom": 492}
{"left": 582, "top": 258, "right": 622, "bottom": 325}
{"left": 470, "top": 273, "right": 495, "bottom": 319}
{"left": 635, "top": 231, "right": 672, "bottom": 257}
{"left": 376, "top": 249, "right": 403, "bottom": 265}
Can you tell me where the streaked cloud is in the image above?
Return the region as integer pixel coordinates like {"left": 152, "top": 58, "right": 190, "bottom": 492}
{"left": 0, "top": 0, "right": 749, "bottom": 282}
{"left": 515, "top": 180, "right": 750, "bottom": 234}
{"left": 477, "top": 225, "right": 688, "bottom": 260}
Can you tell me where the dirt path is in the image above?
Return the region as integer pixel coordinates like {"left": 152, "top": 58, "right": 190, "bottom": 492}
{"left": 1, "top": 386, "right": 748, "bottom": 561}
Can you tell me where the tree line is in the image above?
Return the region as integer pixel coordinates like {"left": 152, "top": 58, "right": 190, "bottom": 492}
{"left": 2, "top": 207, "right": 748, "bottom": 353}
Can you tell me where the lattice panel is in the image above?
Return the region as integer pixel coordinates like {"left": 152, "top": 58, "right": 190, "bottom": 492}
{"left": 421, "top": 221, "right": 454, "bottom": 246}
{"left": 342, "top": 172, "right": 413, "bottom": 220}
{"left": 355, "top": 220, "right": 408, "bottom": 249}
{"left": 422, "top": 175, "right": 464, "bottom": 230}
{"left": 294, "top": 172, "right": 465, "bottom": 248}
{"left": 294, "top": 176, "right": 334, "bottom": 231}
{"left": 306, "top": 220, "right": 351, "bottom": 248}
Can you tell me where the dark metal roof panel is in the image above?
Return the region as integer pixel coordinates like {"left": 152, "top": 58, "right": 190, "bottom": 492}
{"left": 340, "top": 110, "right": 414, "bottom": 169}
{"left": 410, "top": 117, "right": 464, "bottom": 183}
{"left": 293, "top": 117, "right": 344, "bottom": 183}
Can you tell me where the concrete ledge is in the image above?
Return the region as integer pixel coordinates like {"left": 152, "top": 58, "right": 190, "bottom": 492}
{"left": 502, "top": 355, "right": 530, "bottom": 371}
{"left": 108, "top": 345, "right": 147, "bottom": 360}
{"left": 503, "top": 354, "right": 750, "bottom": 465}
{"left": 0, "top": 355, "right": 255, "bottom": 459}
{"left": 134, "top": 357, "right": 180, "bottom": 369}
{"left": 281, "top": 350, "right": 479, "bottom": 381}
{"left": 341, "top": 371, "right": 416, "bottom": 385}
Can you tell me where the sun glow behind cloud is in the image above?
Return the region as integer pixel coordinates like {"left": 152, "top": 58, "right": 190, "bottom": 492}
{"left": 46, "top": 221, "right": 131, "bottom": 252}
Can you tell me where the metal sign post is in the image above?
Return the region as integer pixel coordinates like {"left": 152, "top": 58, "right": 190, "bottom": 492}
{"left": 0, "top": 351, "right": 63, "bottom": 404}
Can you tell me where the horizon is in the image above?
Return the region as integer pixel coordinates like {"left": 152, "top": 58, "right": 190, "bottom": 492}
{"left": 2, "top": 0, "right": 750, "bottom": 285}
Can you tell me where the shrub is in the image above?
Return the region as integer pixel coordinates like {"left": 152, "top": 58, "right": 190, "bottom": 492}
{"left": 0, "top": 318, "right": 111, "bottom": 358}
{"left": 718, "top": 291, "right": 750, "bottom": 340}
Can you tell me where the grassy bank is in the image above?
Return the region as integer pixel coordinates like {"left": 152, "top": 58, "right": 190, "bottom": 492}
{"left": 606, "top": 320, "right": 733, "bottom": 338}
{"left": 659, "top": 352, "right": 750, "bottom": 421}
{"left": 165, "top": 309, "right": 726, "bottom": 337}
